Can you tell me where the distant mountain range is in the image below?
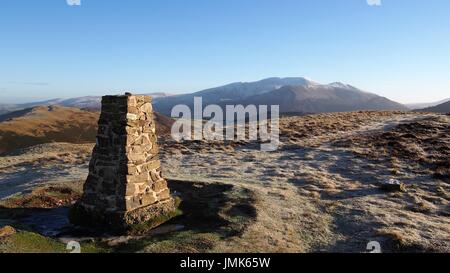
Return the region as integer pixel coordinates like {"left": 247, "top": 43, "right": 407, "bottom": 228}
{"left": 238, "top": 84, "right": 406, "bottom": 114}
{"left": 5, "top": 77, "right": 443, "bottom": 116}
{"left": 406, "top": 98, "right": 450, "bottom": 110}
{"left": 0, "top": 99, "right": 63, "bottom": 116}
{"left": 0, "top": 77, "right": 447, "bottom": 154}
{"left": 152, "top": 77, "right": 408, "bottom": 115}
{"left": 415, "top": 100, "right": 450, "bottom": 113}
{"left": 0, "top": 93, "right": 171, "bottom": 115}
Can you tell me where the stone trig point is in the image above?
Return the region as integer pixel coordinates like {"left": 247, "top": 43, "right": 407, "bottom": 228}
{"left": 70, "top": 93, "right": 177, "bottom": 232}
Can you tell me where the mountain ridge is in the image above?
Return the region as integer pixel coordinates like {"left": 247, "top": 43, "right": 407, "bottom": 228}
{"left": 406, "top": 98, "right": 450, "bottom": 110}
{"left": 0, "top": 93, "right": 171, "bottom": 115}
{"left": 153, "top": 77, "right": 408, "bottom": 115}
{"left": 415, "top": 100, "right": 450, "bottom": 113}
{"left": 236, "top": 84, "right": 406, "bottom": 114}
{"left": 0, "top": 78, "right": 408, "bottom": 116}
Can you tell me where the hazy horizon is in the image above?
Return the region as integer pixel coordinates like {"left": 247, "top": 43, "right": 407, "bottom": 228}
{"left": 1, "top": 75, "right": 449, "bottom": 105}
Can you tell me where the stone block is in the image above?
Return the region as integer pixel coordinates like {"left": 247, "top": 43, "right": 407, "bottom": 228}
{"left": 141, "top": 193, "right": 158, "bottom": 206}
{"left": 152, "top": 179, "right": 168, "bottom": 192}
{"left": 126, "top": 172, "right": 149, "bottom": 184}
{"left": 157, "top": 188, "right": 171, "bottom": 201}
{"left": 141, "top": 160, "right": 161, "bottom": 173}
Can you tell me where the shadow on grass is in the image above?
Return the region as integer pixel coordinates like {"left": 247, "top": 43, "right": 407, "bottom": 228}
{"left": 113, "top": 180, "right": 258, "bottom": 252}
{"left": 0, "top": 180, "right": 258, "bottom": 253}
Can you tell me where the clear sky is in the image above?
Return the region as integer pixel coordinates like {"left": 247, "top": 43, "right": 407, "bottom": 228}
{"left": 0, "top": 0, "right": 449, "bottom": 104}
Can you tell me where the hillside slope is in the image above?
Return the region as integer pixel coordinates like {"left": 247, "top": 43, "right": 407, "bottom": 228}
{"left": 238, "top": 85, "right": 407, "bottom": 114}
{"left": 153, "top": 77, "right": 407, "bottom": 115}
{"left": 416, "top": 101, "right": 450, "bottom": 113}
{"left": 0, "top": 106, "right": 98, "bottom": 154}
{"left": 406, "top": 98, "right": 450, "bottom": 110}
{"left": 0, "top": 106, "right": 174, "bottom": 154}
{"left": 153, "top": 77, "right": 317, "bottom": 114}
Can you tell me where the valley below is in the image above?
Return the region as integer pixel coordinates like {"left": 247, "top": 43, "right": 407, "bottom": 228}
{"left": 0, "top": 111, "right": 449, "bottom": 253}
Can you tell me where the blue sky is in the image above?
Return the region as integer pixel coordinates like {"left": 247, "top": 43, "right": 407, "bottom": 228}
{"left": 0, "top": 0, "right": 449, "bottom": 103}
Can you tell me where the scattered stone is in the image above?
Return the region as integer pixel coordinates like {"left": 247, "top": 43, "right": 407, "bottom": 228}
{"left": 0, "top": 226, "right": 16, "bottom": 238}
{"left": 103, "top": 225, "right": 185, "bottom": 246}
{"left": 103, "top": 235, "right": 139, "bottom": 247}
{"left": 70, "top": 94, "right": 177, "bottom": 233}
{"left": 379, "top": 179, "right": 407, "bottom": 192}
{"left": 58, "top": 237, "right": 95, "bottom": 245}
